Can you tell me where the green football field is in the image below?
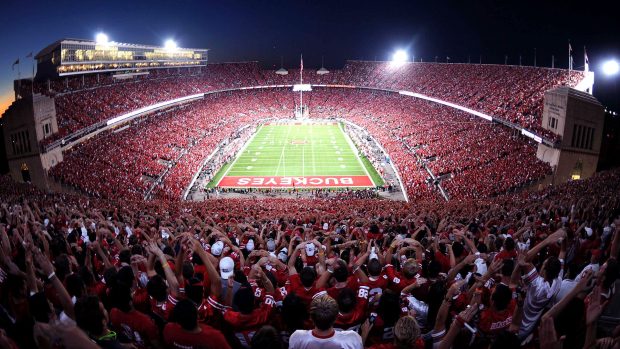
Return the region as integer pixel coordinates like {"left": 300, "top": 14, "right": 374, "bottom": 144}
{"left": 213, "top": 122, "right": 383, "bottom": 188}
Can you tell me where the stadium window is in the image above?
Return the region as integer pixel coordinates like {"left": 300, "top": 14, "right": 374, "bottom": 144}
{"left": 25, "top": 131, "right": 31, "bottom": 153}
{"left": 11, "top": 134, "right": 16, "bottom": 155}
{"left": 43, "top": 122, "right": 51, "bottom": 137}
{"left": 580, "top": 126, "right": 587, "bottom": 149}
{"left": 571, "top": 124, "right": 577, "bottom": 147}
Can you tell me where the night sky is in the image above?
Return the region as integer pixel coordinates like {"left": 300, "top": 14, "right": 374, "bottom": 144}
{"left": 0, "top": 0, "right": 618, "bottom": 115}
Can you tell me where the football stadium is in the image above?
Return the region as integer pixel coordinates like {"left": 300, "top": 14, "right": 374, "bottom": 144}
{"left": 0, "top": 2, "right": 619, "bottom": 349}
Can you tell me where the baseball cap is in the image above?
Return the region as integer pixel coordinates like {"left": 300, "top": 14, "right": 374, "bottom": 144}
{"left": 211, "top": 241, "right": 224, "bottom": 256}
{"left": 305, "top": 243, "right": 316, "bottom": 256}
{"left": 246, "top": 239, "right": 255, "bottom": 252}
{"left": 266, "top": 239, "right": 276, "bottom": 252}
{"left": 323, "top": 222, "right": 329, "bottom": 231}
{"left": 474, "top": 258, "right": 487, "bottom": 275}
{"left": 219, "top": 257, "right": 235, "bottom": 280}
{"left": 278, "top": 247, "right": 288, "bottom": 262}
{"left": 585, "top": 227, "right": 593, "bottom": 237}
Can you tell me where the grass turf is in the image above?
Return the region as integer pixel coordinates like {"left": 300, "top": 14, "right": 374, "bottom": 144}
{"left": 210, "top": 122, "right": 382, "bottom": 188}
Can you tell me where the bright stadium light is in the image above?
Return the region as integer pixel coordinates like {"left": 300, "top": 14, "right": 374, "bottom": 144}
{"left": 95, "top": 33, "right": 109, "bottom": 45}
{"left": 602, "top": 59, "right": 619, "bottom": 76}
{"left": 164, "top": 39, "right": 178, "bottom": 51}
{"left": 392, "top": 49, "right": 408, "bottom": 63}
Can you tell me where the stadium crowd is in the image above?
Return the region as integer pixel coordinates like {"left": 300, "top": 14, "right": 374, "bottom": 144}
{"left": 1, "top": 160, "right": 619, "bottom": 349}
{"left": 41, "top": 61, "right": 584, "bottom": 145}
{"left": 48, "top": 88, "right": 552, "bottom": 202}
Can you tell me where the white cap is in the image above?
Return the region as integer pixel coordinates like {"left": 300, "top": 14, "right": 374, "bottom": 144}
{"left": 474, "top": 258, "right": 487, "bottom": 275}
{"left": 219, "top": 257, "right": 235, "bottom": 280}
{"left": 211, "top": 241, "right": 224, "bottom": 256}
{"left": 585, "top": 227, "right": 593, "bottom": 237}
{"left": 323, "top": 222, "right": 329, "bottom": 230}
{"left": 266, "top": 239, "right": 276, "bottom": 252}
{"left": 369, "top": 247, "right": 378, "bottom": 261}
{"left": 278, "top": 248, "right": 288, "bottom": 262}
{"left": 305, "top": 243, "right": 316, "bottom": 256}
{"left": 246, "top": 239, "right": 255, "bottom": 252}
{"left": 44, "top": 218, "right": 49, "bottom": 226}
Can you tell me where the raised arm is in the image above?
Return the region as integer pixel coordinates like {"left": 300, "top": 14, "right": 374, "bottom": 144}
{"left": 149, "top": 242, "right": 179, "bottom": 298}
{"left": 191, "top": 238, "right": 222, "bottom": 299}
{"left": 34, "top": 249, "right": 75, "bottom": 320}
{"left": 526, "top": 229, "right": 566, "bottom": 262}
{"left": 288, "top": 242, "right": 305, "bottom": 275}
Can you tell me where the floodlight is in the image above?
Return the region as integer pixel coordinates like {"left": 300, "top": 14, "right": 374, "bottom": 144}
{"left": 392, "top": 49, "right": 408, "bottom": 63}
{"left": 164, "top": 39, "right": 178, "bottom": 51}
{"left": 95, "top": 33, "right": 109, "bottom": 45}
{"left": 602, "top": 59, "right": 619, "bottom": 76}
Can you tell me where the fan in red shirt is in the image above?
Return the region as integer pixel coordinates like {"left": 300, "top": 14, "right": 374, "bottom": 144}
{"left": 285, "top": 241, "right": 330, "bottom": 307}
{"left": 477, "top": 283, "right": 516, "bottom": 336}
{"left": 385, "top": 260, "right": 419, "bottom": 293}
{"left": 215, "top": 265, "right": 277, "bottom": 348}
{"left": 365, "top": 292, "right": 410, "bottom": 346}
{"left": 145, "top": 242, "right": 181, "bottom": 321}
{"left": 108, "top": 285, "right": 161, "bottom": 349}
{"left": 366, "top": 315, "right": 425, "bottom": 349}
{"left": 163, "top": 299, "right": 231, "bottom": 349}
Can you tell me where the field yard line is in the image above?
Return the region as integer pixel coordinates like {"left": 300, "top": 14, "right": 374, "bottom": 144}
{"left": 339, "top": 123, "right": 376, "bottom": 186}
{"left": 302, "top": 141, "right": 305, "bottom": 177}
{"left": 216, "top": 124, "right": 263, "bottom": 186}
{"left": 311, "top": 125, "right": 317, "bottom": 174}
{"left": 275, "top": 124, "right": 292, "bottom": 176}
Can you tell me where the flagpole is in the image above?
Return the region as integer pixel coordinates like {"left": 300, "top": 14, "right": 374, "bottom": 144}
{"left": 300, "top": 54, "right": 303, "bottom": 117}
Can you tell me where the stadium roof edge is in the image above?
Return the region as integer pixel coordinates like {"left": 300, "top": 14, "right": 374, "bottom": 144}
{"left": 345, "top": 59, "right": 582, "bottom": 72}
{"left": 35, "top": 38, "right": 209, "bottom": 60}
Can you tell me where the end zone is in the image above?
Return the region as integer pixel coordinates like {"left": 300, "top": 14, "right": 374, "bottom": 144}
{"left": 217, "top": 175, "right": 374, "bottom": 188}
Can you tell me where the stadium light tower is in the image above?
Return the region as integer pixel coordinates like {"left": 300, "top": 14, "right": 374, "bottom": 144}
{"left": 95, "top": 33, "right": 109, "bottom": 45}
{"left": 164, "top": 39, "right": 178, "bottom": 51}
{"left": 392, "top": 49, "right": 408, "bottom": 63}
{"left": 602, "top": 59, "right": 619, "bottom": 76}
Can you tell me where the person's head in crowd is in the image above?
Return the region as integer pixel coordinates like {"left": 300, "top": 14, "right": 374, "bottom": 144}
{"left": 368, "top": 258, "right": 383, "bottom": 278}
{"left": 109, "top": 285, "right": 133, "bottom": 313}
{"left": 377, "top": 291, "right": 401, "bottom": 326}
{"left": 146, "top": 274, "right": 168, "bottom": 302}
{"left": 219, "top": 256, "right": 235, "bottom": 280}
{"left": 170, "top": 299, "right": 199, "bottom": 331}
{"left": 300, "top": 266, "right": 317, "bottom": 288}
{"left": 336, "top": 288, "right": 358, "bottom": 314}
{"left": 541, "top": 256, "right": 562, "bottom": 282}
{"left": 250, "top": 325, "right": 282, "bottom": 349}
{"left": 491, "top": 283, "right": 512, "bottom": 311}
{"left": 282, "top": 293, "right": 309, "bottom": 332}
{"left": 501, "top": 259, "right": 515, "bottom": 278}
{"left": 333, "top": 260, "right": 349, "bottom": 283}
{"left": 185, "top": 277, "right": 204, "bottom": 305}
{"left": 402, "top": 259, "right": 419, "bottom": 279}
{"left": 310, "top": 295, "right": 339, "bottom": 331}
{"left": 75, "top": 295, "right": 110, "bottom": 338}
{"left": 118, "top": 249, "right": 131, "bottom": 265}
{"left": 54, "top": 254, "right": 72, "bottom": 280}
{"left": 116, "top": 265, "right": 135, "bottom": 289}
{"left": 29, "top": 292, "right": 55, "bottom": 323}
{"left": 392, "top": 316, "right": 421, "bottom": 349}
{"left": 65, "top": 273, "right": 87, "bottom": 299}
{"left": 233, "top": 286, "right": 256, "bottom": 314}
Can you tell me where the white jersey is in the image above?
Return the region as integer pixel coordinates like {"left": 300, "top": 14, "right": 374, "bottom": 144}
{"left": 519, "top": 267, "right": 562, "bottom": 339}
{"left": 289, "top": 329, "right": 363, "bottom": 349}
